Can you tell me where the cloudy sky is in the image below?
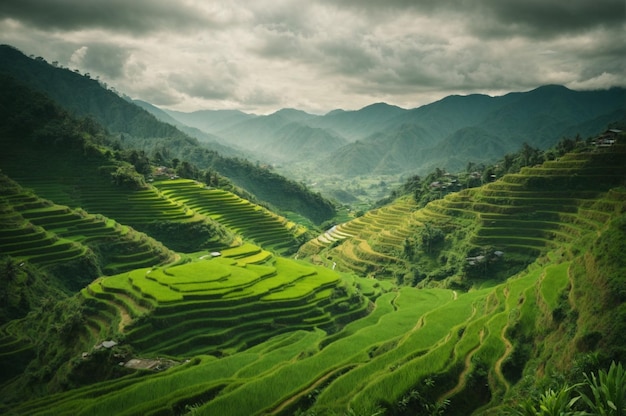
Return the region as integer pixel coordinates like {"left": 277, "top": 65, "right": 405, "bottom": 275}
{"left": 1, "top": 0, "right": 624, "bottom": 114}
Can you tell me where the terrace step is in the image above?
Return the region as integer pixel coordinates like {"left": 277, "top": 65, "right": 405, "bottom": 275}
{"left": 79, "top": 249, "right": 366, "bottom": 357}
{"left": 153, "top": 180, "right": 303, "bottom": 254}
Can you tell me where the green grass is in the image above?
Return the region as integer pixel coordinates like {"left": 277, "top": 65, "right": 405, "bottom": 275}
{"left": 153, "top": 180, "right": 304, "bottom": 254}
{"left": 73, "top": 245, "right": 371, "bottom": 359}
{"left": 541, "top": 262, "right": 570, "bottom": 310}
{"left": 5, "top": 147, "right": 626, "bottom": 416}
{"left": 128, "top": 270, "right": 184, "bottom": 303}
{"left": 300, "top": 147, "right": 626, "bottom": 282}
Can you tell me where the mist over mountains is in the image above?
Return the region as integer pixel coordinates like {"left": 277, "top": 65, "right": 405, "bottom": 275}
{"left": 1, "top": 42, "right": 624, "bottom": 207}
{"left": 1, "top": 40, "right": 626, "bottom": 416}
{"left": 0, "top": 44, "right": 336, "bottom": 223}
{"left": 157, "top": 85, "right": 626, "bottom": 177}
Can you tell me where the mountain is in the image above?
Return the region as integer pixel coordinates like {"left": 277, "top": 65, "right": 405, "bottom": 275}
{"left": 477, "top": 85, "right": 626, "bottom": 148}
{"left": 211, "top": 107, "right": 318, "bottom": 149}
{"left": 315, "top": 85, "right": 626, "bottom": 177}
{"left": 0, "top": 44, "right": 336, "bottom": 224}
{"left": 307, "top": 102, "right": 408, "bottom": 142}
{"left": 164, "top": 85, "right": 625, "bottom": 184}
{"left": 133, "top": 99, "right": 245, "bottom": 158}
{"left": 173, "top": 107, "right": 351, "bottom": 165}
{"left": 164, "top": 108, "right": 257, "bottom": 133}
{"left": 264, "top": 123, "right": 348, "bottom": 162}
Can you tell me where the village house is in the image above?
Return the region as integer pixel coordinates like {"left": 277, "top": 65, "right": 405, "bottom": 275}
{"left": 593, "top": 129, "right": 622, "bottom": 147}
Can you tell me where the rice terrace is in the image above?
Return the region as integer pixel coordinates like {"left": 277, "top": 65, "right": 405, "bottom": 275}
{"left": 0, "top": 43, "right": 626, "bottom": 416}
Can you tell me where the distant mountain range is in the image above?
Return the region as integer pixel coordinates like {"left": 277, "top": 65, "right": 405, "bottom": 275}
{"left": 2, "top": 43, "right": 624, "bottom": 190}
{"left": 157, "top": 85, "right": 625, "bottom": 177}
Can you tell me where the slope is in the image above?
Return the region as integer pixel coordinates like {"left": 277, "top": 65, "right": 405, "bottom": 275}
{"left": 132, "top": 100, "right": 244, "bottom": 158}
{"left": 7, "top": 217, "right": 625, "bottom": 415}
{"left": 0, "top": 145, "right": 624, "bottom": 415}
{"left": 0, "top": 173, "right": 175, "bottom": 289}
{"left": 0, "top": 45, "right": 337, "bottom": 224}
{"left": 300, "top": 142, "right": 626, "bottom": 287}
{"left": 315, "top": 86, "right": 626, "bottom": 177}
{"left": 0, "top": 75, "right": 237, "bottom": 253}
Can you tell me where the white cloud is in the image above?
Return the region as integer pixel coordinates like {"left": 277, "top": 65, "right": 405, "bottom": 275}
{"left": 567, "top": 72, "right": 625, "bottom": 91}
{"left": 69, "top": 45, "right": 87, "bottom": 68}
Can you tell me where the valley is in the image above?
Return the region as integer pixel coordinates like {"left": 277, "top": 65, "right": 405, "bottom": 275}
{"left": 0, "top": 45, "right": 625, "bottom": 416}
{"left": 152, "top": 86, "right": 626, "bottom": 208}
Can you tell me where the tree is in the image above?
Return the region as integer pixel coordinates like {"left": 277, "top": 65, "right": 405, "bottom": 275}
{"left": 176, "top": 161, "right": 197, "bottom": 179}
{"left": 418, "top": 224, "right": 444, "bottom": 254}
{"left": 403, "top": 237, "right": 416, "bottom": 260}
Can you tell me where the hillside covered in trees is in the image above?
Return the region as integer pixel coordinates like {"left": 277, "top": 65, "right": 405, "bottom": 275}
{"left": 0, "top": 45, "right": 625, "bottom": 416}
{"left": 0, "top": 45, "right": 336, "bottom": 225}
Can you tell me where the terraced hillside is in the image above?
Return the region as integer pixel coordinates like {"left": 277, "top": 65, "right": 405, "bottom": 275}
{"left": 300, "top": 197, "right": 418, "bottom": 274}
{"left": 0, "top": 173, "right": 175, "bottom": 282}
{"left": 1, "top": 142, "right": 306, "bottom": 255}
{"left": 0, "top": 144, "right": 235, "bottom": 253}
{"left": 78, "top": 246, "right": 369, "bottom": 358}
{"left": 2, "top": 143, "right": 625, "bottom": 415}
{"left": 3, "top": 57, "right": 624, "bottom": 415}
{"left": 300, "top": 145, "right": 626, "bottom": 284}
{"left": 153, "top": 179, "right": 307, "bottom": 255}
{"left": 4, "top": 249, "right": 589, "bottom": 415}
{"left": 1, "top": 246, "right": 374, "bottom": 413}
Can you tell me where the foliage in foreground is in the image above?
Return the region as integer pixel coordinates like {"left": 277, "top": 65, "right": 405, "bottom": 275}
{"left": 509, "top": 362, "right": 625, "bottom": 416}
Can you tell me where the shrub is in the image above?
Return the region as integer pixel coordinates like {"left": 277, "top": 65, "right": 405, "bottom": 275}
{"left": 579, "top": 361, "right": 626, "bottom": 416}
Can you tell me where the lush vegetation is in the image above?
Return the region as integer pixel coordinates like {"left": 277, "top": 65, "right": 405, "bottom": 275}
{"left": 0, "top": 45, "right": 336, "bottom": 225}
{"left": 0, "top": 44, "right": 624, "bottom": 416}
{"left": 302, "top": 137, "right": 626, "bottom": 285}
{"left": 1, "top": 139, "right": 623, "bottom": 414}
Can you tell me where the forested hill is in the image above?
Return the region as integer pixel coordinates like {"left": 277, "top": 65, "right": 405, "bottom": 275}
{"left": 0, "top": 45, "right": 336, "bottom": 224}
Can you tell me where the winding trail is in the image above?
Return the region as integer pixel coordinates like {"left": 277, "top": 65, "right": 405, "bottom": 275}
{"left": 493, "top": 320, "right": 513, "bottom": 394}
{"left": 493, "top": 284, "right": 516, "bottom": 395}
{"left": 268, "top": 364, "right": 357, "bottom": 415}
{"left": 440, "top": 329, "right": 485, "bottom": 401}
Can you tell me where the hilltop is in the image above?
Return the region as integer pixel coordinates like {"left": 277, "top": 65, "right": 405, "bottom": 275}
{"left": 156, "top": 83, "right": 626, "bottom": 206}
{"left": 1, "top": 127, "right": 624, "bottom": 415}
{"left": 0, "top": 45, "right": 336, "bottom": 225}
{"left": 0, "top": 44, "right": 624, "bottom": 416}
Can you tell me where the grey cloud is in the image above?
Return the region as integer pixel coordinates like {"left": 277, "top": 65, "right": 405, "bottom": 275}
{"left": 136, "top": 87, "right": 182, "bottom": 107}
{"left": 2, "top": 0, "right": 623, "bottom": 114}
{"left": 253, "top": 28, "right": 302, "bottom": 59}
{"left": 325, "top": 0, "right": 624, "bottom": 38}
{"left": 69, "top": 43, "right": 131, "bottom": 79}
{"left": 315, "top": 40, "right": 378, "bottom": 75}
{"left": 477, "top": 0, "right": 625, "bottom": 38}
{"left": 0, "top": 0, "right": 219, "bottom": 34}
{"left": 248, "top": 1, "right": 317, "bottom": 37}
{"left": 240, "top": 87, "right": 281, "bottom": 107}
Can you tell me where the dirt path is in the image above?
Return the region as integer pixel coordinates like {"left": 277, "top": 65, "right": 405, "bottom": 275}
{"left": 440, "top": 329, "right": 485, "bottom": 401}
{"left": 118, "top": 308, "right": 131, "bottom": 332}
{"left": 268, "top": 365, "right": 356, "bottom": 415}
{"left": 493, "top": 315, "right": 513, "bottom": 394}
